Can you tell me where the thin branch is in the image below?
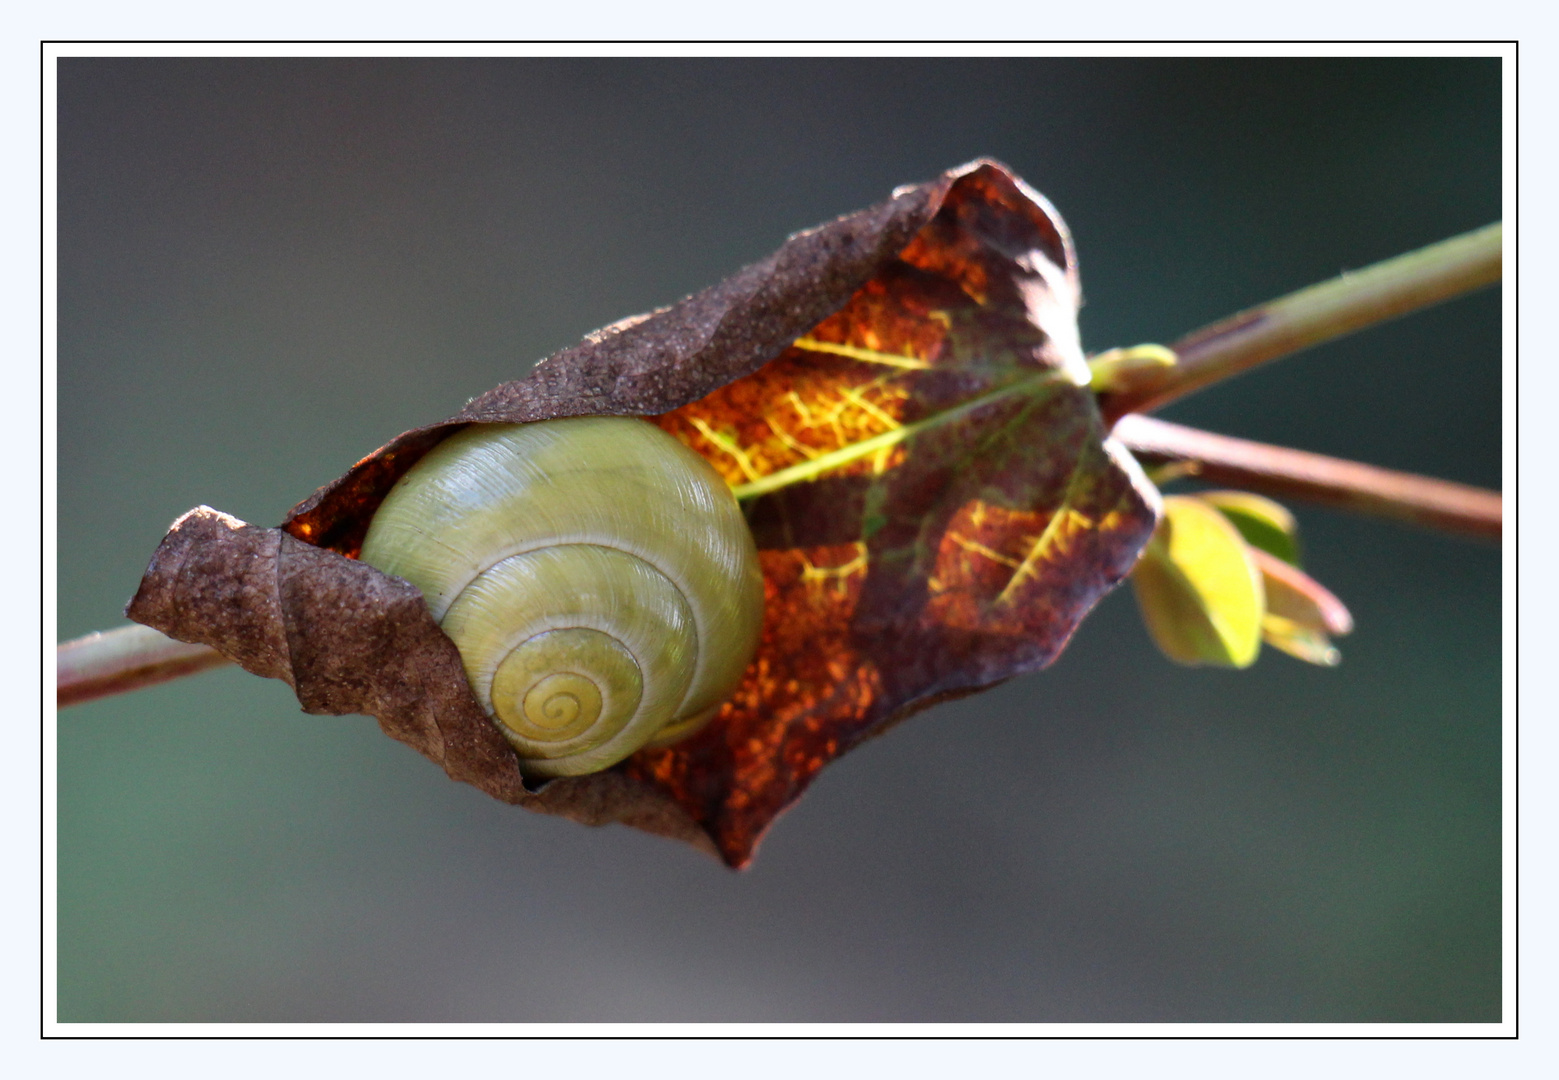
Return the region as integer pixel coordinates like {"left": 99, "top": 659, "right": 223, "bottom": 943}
{"left": 1115, "top": 414, "right": 1501, "bottom": 542}
{"left": 57, "top": 624, "right": 230, "bottom": 708}
{"left": 1099, "top": 223, "right": 1502, "bottom": 422}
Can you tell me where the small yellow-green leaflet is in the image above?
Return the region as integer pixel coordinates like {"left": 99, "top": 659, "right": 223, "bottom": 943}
{"left": 1198, "top": 489, "right": 1301, "bottom": 566}
{"left": 1132, "top": 495, "right": 1265, "bottom": 668}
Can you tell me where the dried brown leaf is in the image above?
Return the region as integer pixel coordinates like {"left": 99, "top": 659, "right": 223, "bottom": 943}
{"left": 127, "top": 160, "right": 1160, "bottom": 866}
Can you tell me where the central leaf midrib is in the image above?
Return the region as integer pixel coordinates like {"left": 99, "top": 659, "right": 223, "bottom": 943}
{"left": 730, "top": 369, "right": 1069, "bottom": 501}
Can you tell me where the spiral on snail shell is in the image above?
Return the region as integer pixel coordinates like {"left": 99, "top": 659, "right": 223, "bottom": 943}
{"left": 358, "top": 416, "right": 765, "bottom": 778}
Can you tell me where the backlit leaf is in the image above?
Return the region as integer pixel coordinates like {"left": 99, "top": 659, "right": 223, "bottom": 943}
{"left": 1132, "top": 495, "right": 1264, "bottom": 668}
{"left": 1252, "top": 546, "right": 1353, "bottom": 666}
{"left": 1199, "top": 490, "right": 1301, "bottom": 566}
{"left": 1261, "top": 615, "right": 1341, "bottom": 666}
{"left": 638, "top": 169, "right": 1158, "bottom": 861}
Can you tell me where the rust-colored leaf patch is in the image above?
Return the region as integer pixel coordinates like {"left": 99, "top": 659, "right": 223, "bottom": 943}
{"left": 636, "top": 167, "right": 1157, "bottom": 864}
{"left": 128, "top": 160, "right": 1159, "bottom": 868}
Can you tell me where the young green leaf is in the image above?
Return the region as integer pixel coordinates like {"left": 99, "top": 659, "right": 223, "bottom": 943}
{"left": 1260, "top": 615, "right": 1341, "bottom": 667}
{"left": 1199, "top": 489, "right": 1301, "bottom": 566}
{"left": 1131, "top": 495, "right": 1265, "bottom": 668}
{"left": 1086, "top": 343, "right": 1177, "bottom": 394}
{"left": 1250, "top": 547, "right": 1353, "bottom": 666}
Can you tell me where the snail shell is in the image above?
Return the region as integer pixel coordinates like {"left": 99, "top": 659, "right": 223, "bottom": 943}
{"left": 359, "top": 416, "right": 764, "bottom": 778}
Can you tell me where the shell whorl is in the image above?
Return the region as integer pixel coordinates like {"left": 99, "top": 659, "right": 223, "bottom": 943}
{"left": 358, "top": 417, "right": 764, "bottom": 778}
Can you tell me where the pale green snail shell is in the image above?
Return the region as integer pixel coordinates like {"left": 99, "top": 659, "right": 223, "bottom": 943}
{"left": 358, "top": 416, "right": 765, "bottom": 779}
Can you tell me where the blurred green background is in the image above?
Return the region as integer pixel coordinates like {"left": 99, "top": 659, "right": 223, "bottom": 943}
{"left": 56, "top": 57, "right": 1501, "bottom": 1022}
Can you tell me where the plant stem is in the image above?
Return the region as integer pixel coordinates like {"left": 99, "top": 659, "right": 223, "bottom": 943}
{"left": 1099, "top": 223, "right": 1502, "bottom": 423}
{"left": 1116, "top": 414, "right": 1501, "bottom": 542}
{"left": 57, "top": 624, "right": 229, "bottom": 707}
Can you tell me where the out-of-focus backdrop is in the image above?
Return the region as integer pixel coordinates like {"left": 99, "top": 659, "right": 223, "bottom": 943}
{"left": 57, "top": 58, "right": 1501, "bottom": 1022}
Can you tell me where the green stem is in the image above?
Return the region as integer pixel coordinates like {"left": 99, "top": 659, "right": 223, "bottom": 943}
{"left": 1098, "top": 223, "right": 1502, "bottom": 422}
